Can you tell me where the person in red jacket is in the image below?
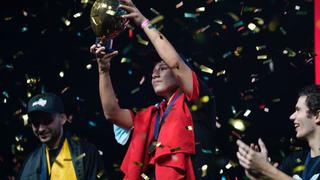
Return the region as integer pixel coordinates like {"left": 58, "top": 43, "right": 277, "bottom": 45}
{"left": 90, "top": 0, "right": 216, "bottom": 179}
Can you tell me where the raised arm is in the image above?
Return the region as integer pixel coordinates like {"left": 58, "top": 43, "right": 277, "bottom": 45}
{"left": 119, "top": 0, "right": 194, "bottom": 97}
{"left": 236, "top": 139, "right": 293, "bottom": 180}
{"left": 90, "top": 44, "right": 133, "bottom": 129}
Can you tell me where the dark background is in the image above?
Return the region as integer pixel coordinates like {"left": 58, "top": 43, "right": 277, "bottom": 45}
{"left": 0, "top": 0, "right": 315, "bottom": 179}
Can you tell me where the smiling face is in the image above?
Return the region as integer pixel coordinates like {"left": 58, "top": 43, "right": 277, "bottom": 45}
{"left": 151, "top": 61, "right": 179, "bottom": 99}
{"left": 30, "top": 111, "right": 66, "bottom": 148}
{"left": 290, "top": 96, "right": 318, "bottom": 140}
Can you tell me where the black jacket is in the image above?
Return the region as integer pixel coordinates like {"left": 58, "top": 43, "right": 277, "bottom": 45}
{"left": 18, "top": 135, "right": 107, "bottom": 180}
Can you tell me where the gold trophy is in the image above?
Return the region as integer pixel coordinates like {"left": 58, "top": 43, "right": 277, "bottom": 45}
{"left": 90, "top": 0, "right": 128, "bottom": 50}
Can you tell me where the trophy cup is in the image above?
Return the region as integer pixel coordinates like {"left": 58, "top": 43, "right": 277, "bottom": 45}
{"left": 90, "top": 0, "right": 128, "bottom": 51}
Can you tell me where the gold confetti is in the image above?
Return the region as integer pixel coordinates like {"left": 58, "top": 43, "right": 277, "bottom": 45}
{"left": 76, "top": 153, "right": 86, "bottom": 161}
{"left": 27, "top": 91, "right": 32, "bottom": 98}
{"left": 293, "top": 165, "right": 304, "bottom": 173}
{"left": 282, "top": 48, "right": 296, "bottom": 57}
{"left": 170, "top": 147, "right": 181, "bottom": 152}
{"left": 4, "top": 17, "right": 13, "bottom": 21}
{"left": 73, "top": 12, "right": 82, "bottom": 18}
{"left": 253, "top": 17, "right": 264, "bottom": 25}
{"left": 196, "top": 7, "right": 206, "bottom": 12}
{"left": 62, "top": 18, "right": 71, "bottom": 26}
{"left": 191, "top": 105, "right": 198, "bottom": 111}
{"left": 59, "top": 71, "right": 64, "bottom": 78}
{"left": 13, "top": 109, "right": 22, "bottom": 116}
{"left": 225, "top": 160, "right": 237, "bottom": 169}
{"left": 216, "top": 121, "right": 221, "bottom": 128}
{"left": 216, "top": 70, "right": 226, "bottom": 77}
{"left": 136, "top": 34, "right": 149, "bottom": 46}
{"left": 201, "top": 164, "right": 208, "bottom": 177}
{"left": 199, "top": 65, "right": 213, "bottom": 74}
{"left": 134, "top": 161, "right": 144, "bottom": 167}
{"left": 156, "top": 142, "right": 164, "bottom": 148}
{"left": 141, "top": 173, "right": 150, "bottom": 180}
{"left": 97, "top": 170, "right": 105, "bottom": 179}
{"left": 256, "top": 45, "right": 266, "bottom": 51}
{"left": 81, "top": 0, "right": 89, "bottom": 4}
{"left": 200, "top": 95, "right": 210, "bottom": 103}
{"left": 186, "top": 126, "right": 193, "bottom": 131}
{"left": 227, "top": 12, "right": 240, "bottom": 21}
{"left": 21, "top": 114, "right": 29, "bottom": 126}
{"left": 268, "top": 18, "right": 280, "bottom": 32}
{"left": 234, "top": 46, "right": 243, "bottom": 56}
{"left": 229, "top": 118, "right": 246, "bottom": 132}
{"left": 257, "top": 55, "right": 268, "bottom": 60}
{"left": 150, "top": 15, "right": 164, "bottom": 25}
{"left": 72, "top": 135, "right": 80, "bottom": 141}
{"left": 120, "top": 57, "right": 131, "bottom": 63}
{"left": 86, "top": 64, "right": 92, "bottom": 69}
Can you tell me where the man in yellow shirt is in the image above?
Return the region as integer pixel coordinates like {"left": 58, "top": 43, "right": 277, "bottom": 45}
{"left": 19, "top": 93, "right": 107, "bottom": 180}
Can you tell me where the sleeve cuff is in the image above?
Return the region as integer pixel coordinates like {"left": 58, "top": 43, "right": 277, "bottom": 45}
{"left": 113, "top": 124, "right": 132, "bottom": 145}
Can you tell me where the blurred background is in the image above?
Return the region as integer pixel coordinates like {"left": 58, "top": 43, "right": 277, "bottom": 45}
{"left": 0, "top": 0, "right": 315, "bottom": 179}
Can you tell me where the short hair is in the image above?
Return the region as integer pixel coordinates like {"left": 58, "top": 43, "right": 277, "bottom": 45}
{"left": 299, "top": 84, "right": 320, "bottom": 116}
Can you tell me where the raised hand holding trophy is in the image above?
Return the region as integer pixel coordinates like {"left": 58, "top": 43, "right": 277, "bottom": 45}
{"left": 90, "top": 0, "right": 128, "bottom": 51}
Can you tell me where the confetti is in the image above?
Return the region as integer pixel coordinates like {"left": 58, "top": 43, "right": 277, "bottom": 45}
{"left": 293, "top": 165, "right": 304, "bottom": 173}
{"left": 200, "top": 95, "right": 210, "bottom": 103}
{"left": 76, "top": 153, "right": 86, "bottom": 161}
{"left": 176, "top": 1, "right": 183, "bottom": 8}
{"left": 196, "top": 7, "right": 206, "bottom": 13}
{"left": 136, "top": 34, "right": 149, "bottom": 46}
{"left": 134, "top": 161, "right": 144, "bottom": 167}
{"left": 88, "top": 120, "right": 96, "bottom": 127}
{"left": 150, "top": 8, "right": 160, "bottom": 16}
{"left": 130, "top": 87, "right": 140, "bottom": 94}
{"left": 120, "top": 57, "right": 131, "bottom": 63}
{"left": 141, "top": 173, "right": 150, "bottom": 180}
{"left": 59, "top": 71, "right": 64, "bottom": 78}
{"left": 186, "top": 126, "right": 193, "bottom": 131}
{"left": 216, "top": 70, "right": 226, "bottom": 77}
{"left": 199, "top": 65, "right": 213, "bottom": 74}
{"left": 97, "top": 170, "right": 105, "bottom": 179}
{"left": 184, "top": 13, "right": 198, "bottom": 18}
{"left": 201, "top": 164, "right": 208, "bottom": 177}
{"left": 229, "top": 119, "right": 246, "bottom": 132}
{"left": 201, "top": 149, "right": 213, "bottom": 154}
{"left": 73, "top": 12, "right": 82, "bottom": 18}
{"left": 191, "top": 105, "right": 198, "bottom": 111}
{"left": 170, "top": 147, "right": 181, "bottom": 152}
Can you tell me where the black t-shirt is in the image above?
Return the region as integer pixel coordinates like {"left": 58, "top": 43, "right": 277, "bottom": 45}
{"left": 279, "top": 150, "right": 320, "bottom": 180}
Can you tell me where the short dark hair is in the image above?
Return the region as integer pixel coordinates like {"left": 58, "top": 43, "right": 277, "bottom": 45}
{"left": 299, "top": 84, "right": 320, "bottom": 116}
{"left": 134, "top": 47, "right": 192, "bottom": 75}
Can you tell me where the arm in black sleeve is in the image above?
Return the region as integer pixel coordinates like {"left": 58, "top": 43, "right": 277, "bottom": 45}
{"left": 82, "top": 142, "right": 109, "bottom": 180}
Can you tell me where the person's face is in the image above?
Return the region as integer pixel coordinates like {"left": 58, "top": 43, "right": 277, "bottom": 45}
{"left": 30, "top": 112, "right": 66, "bottom": 146}
{"left": 151, "top": 61, "right": 179, "bottom": 98}
{"left": 290, "top": 96, "right": 318, "bottom": 139}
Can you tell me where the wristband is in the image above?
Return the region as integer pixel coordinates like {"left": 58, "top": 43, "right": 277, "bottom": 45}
{"left": 141, "top": 19, "right": 150, "bottom": 29}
